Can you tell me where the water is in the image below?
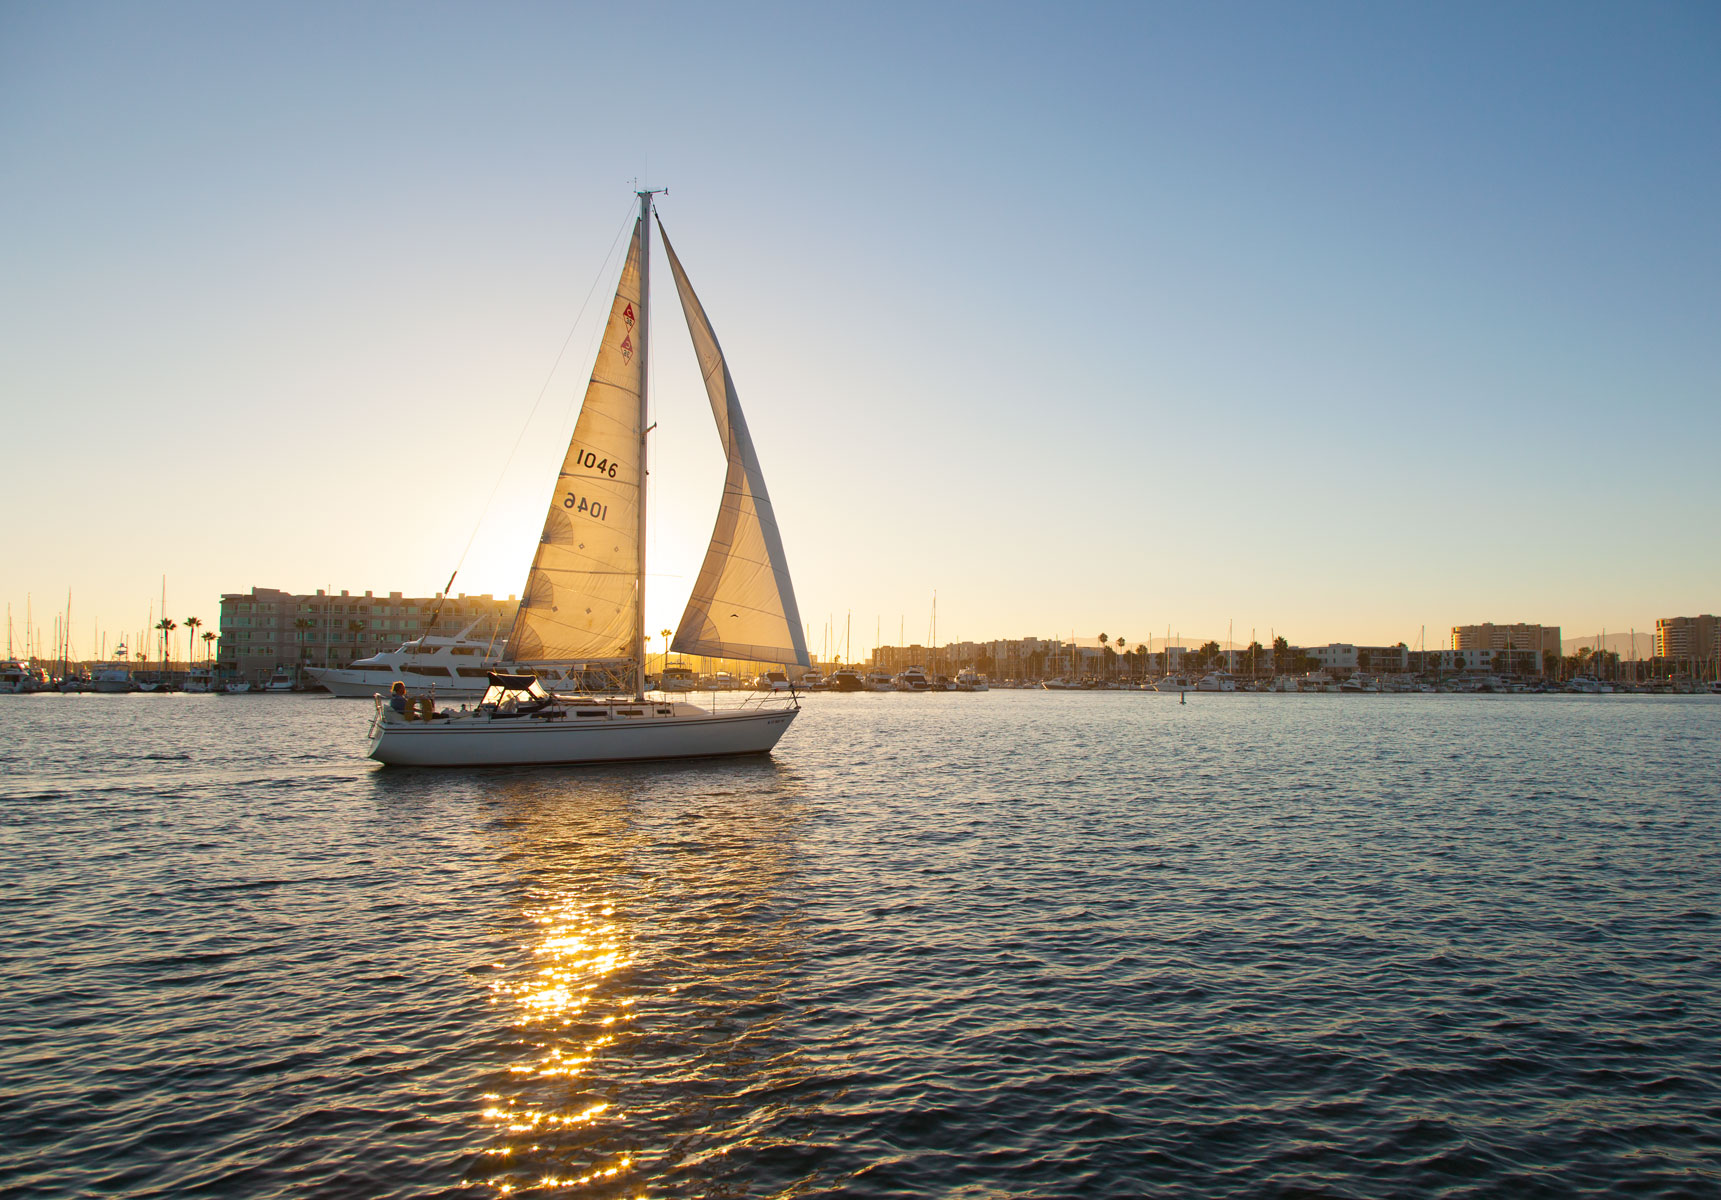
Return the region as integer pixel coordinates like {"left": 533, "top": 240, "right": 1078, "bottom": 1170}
{"left": 2, "top": 691, "right": 1718, "bottom": 1197}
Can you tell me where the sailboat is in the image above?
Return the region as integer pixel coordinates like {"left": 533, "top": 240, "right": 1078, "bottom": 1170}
{"left": 368, "top": 190, "right": 808, "bottom": 767}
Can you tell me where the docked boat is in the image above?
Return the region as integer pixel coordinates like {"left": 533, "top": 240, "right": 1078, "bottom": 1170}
{"left": 0, "top": 661, "right": 44, "bottom": 693}
{"left": 829, "top": 667, "right": 865, "bottom": 691}
{"left": 368, "top": 191, "right": 807, "bottom": 767}
{"left": 1154, "top": 675, "right": 1195, "bottom": 692}
{"left": 955, "top": 667, "right": 988, "bottom": 692}
{"left": 92, "top": 666, "right": 136, "bottom": 693}
{"left": 864, "top": 670, "right": 895, "bottom": 692}
{"left": 263, "top": 667, "right": 296, "bottom": 692}
{"left": 657, "top": 664, "right": 698, "bottom": 692}
{"left": 755, "top": 670, "right": 793, "bottom": 692}
{"left": 894, "top": 665, "right": 931, "bottom": 692}
{"left": 308, "top": 624, "right": 506, "bottom": 699}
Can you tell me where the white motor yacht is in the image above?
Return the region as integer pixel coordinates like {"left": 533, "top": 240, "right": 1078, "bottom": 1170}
{"left": 308, "top": 623, "right": 505, "bottom": 699}
{"left": 755, "top": 670, "right": 793, "bottom": 692}
{"left": 1, "top": 661, "right": 47, "bottom": 693}
{"left": 894, "top": 665, "right": 931, "bottom": 692}
{"left": 864, "top": 670, "right": 895, "bottom": 691}
{"left": 656, "top": 664, "right": 698, "bottom": 692}
{"left": 955, "top": 667, "right": 988, "bottom": 691}
{"left": 92, "top": 665, "right": 137, "bottom": 693}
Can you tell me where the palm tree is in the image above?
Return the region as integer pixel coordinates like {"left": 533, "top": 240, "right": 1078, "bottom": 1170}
{"left": 661, "top": 628, "right": 674, "bottom": 674}
{"left": 294, "top": 617, "right": 312, "bottom": 674}
{"left": 348, "top": 620, "right": 365, "bottom": 660}
{"left": 202, "top": 629, "right": 216, "bottom": 666}
{"left": 153, "top": 617, "right": 177, "bottom": 683}
{"left": 184, "top": 616, "right": 201, "bottom": 667}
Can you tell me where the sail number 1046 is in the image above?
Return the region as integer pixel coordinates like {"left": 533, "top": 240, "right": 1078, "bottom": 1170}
{"left": 563, "top": 493, "right": 610, "bottom": 521}
{"left": 575, "top": 449, "right": 618, "bottom": 478}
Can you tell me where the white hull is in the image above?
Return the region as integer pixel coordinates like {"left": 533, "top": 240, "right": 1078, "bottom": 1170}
{"left": 368, "top": 700, "right": 798, "bottom": 767}
{"left": 314, "top": 669, "right": 493, "bottom": 699}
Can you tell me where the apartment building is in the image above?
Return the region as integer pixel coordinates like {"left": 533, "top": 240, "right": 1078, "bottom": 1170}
{"left": 1450, "top": 623, "right": 1560, "bottom": 673}
{"left": 1655, "top": 615, "right": 1718, "bottom": 668}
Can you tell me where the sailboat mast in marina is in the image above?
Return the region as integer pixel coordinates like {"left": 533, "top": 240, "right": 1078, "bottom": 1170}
{"left": 368, "top": 189, "right": 808, "bottom": 767}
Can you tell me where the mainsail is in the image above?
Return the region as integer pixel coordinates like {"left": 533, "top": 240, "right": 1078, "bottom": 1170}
{"left": 659, "top": 220, "right": 810, "bottom": 668}
{"left": 504, "top": 220, "right": 646, "bottom": 664}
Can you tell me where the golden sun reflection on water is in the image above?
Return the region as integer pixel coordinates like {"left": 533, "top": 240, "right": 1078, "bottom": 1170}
{"left": 464, "top": 765, "right": 807, "bottom": 1198}
{"left": 474, "top": 888, "right": 644, "bottom": 1197}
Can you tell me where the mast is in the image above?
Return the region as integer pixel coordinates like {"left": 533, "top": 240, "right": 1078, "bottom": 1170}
{"left": 633, "top": 187, "right": 664, "bottom": 699}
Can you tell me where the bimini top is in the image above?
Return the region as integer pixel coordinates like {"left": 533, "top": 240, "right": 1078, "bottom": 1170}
{"left": 487, "top": 672, "right": 542, "bottom": 691}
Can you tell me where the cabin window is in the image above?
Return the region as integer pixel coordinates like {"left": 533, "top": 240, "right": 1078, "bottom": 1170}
{"left": 456, "top": 667, "right": 491, "bottom": 678}
{"left": 656, "top": 707, "right": 671, "bottom": 715}
{"left": 450, "top": 647, "right": 477, "bottom": 656}
{"left": 616, "top": 708, "right": 642, "bottom": 716}
{"left": 576, "top": 710, "right": 606, "bottom": 718}
{"left": 406, "top": 665, "right": 451, "bottom": 677}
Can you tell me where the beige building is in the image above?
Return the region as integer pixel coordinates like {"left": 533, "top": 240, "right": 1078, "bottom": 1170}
{"left": 217, "top": 587, "right": 517, "bottom": 684}
{"left": 1655, "top": 615, "right": 1718, "bottom": 668}
{"left": 1452, "top": 623, "right": 1560, "bottom": 661}
{"left": 1450, "top": 623, "right": 1560, "bottom": 675}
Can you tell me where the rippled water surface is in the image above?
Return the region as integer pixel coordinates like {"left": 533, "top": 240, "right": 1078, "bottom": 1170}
{"left": 2, "top": 691, "right": 1719, "bottom": 1197}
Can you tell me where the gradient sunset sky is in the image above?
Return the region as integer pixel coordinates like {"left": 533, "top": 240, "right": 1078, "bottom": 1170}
{"left": 3, "top": 2, "right": 1716, "bottom": 662}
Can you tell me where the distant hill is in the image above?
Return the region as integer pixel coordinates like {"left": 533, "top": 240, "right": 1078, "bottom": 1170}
{"left": 1562, "top": 632, "right": 1658, "bottom": 658}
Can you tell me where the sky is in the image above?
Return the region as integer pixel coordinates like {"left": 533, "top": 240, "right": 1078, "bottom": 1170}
{"left": 3, "top": 1, "right": 1717, "bottom": 663}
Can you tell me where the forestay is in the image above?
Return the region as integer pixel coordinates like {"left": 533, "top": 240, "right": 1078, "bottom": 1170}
{"left": 659, "top": 220, "right": 809, "bottom": 668}
{"left": 505, "top": 220, "right": 645, "bottom": 664}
